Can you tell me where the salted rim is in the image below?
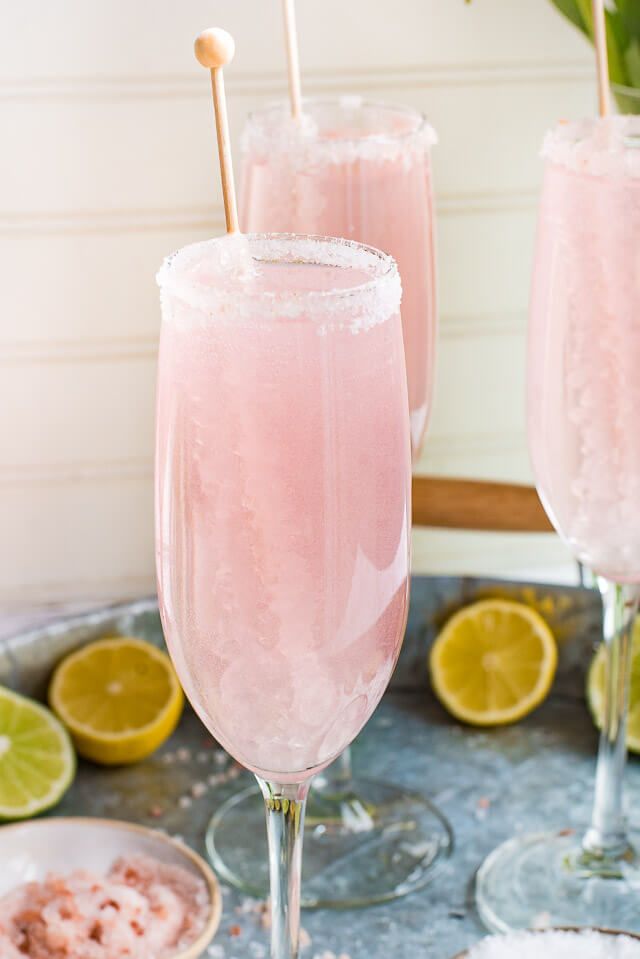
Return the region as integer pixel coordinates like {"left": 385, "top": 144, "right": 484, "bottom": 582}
{"left": 541, "top": 116, "right": 640, "bottom": 177}
{"left": 157, "top": 233, "right": 402, "bottom": 327}
{"left": 241, "top": 95, "right": 437, "bottom": 156}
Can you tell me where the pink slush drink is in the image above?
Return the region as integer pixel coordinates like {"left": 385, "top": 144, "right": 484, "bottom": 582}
{"left": 528, "top": 118, "right": 640, "bottom": 582}
{"left": 240, "top": 98, "right": 437, "bottom": 456}
{"left": 155, "top": 235, "right": 411, "bottom": 783}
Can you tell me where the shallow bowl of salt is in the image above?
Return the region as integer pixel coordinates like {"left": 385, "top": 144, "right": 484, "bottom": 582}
{"left": 453, "top": 928, "right": 640, "bottom": 959}
{"left": 0, "top": 816, "right": 222, "bottom": 959}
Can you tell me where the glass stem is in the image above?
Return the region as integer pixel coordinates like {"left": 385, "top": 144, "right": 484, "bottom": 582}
{"left": 583, "top": 578, "right": 640, "bottom": 859}
{"left": 257, "top": 778, "right": 310, "bottom": 959}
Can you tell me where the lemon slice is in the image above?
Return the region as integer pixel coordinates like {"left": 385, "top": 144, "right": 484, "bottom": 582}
{"left": 588, "top": 618, "right": 640, "bottom": 753}
{"left": 0, "top": 686, "right": 75, "bottom": 819}
{"left": 49, "top": 637, "right": 184, "bottom": 765}
{"left": 429, "top": 598, "right": 558, "bottom": 726}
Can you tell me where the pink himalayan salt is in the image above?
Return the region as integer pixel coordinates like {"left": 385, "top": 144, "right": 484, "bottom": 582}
{"left": 467, "top": 930, "right": 640, "bottom": 959}
{"left": 0, "top": 853, "right": 209, "bottom": 959}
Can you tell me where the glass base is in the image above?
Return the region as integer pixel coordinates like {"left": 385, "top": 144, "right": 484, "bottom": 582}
{"left": 206, "top": 776, "right": 452, "bottom": 908}
{"left": 476, "top": 826, "right": 640, "bottom": 934}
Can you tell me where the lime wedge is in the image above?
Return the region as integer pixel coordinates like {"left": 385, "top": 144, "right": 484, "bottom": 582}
{"left": 0, "top": 686, "right": 76, "bottom": 819}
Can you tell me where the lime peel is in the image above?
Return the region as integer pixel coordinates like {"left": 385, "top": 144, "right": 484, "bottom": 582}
{"left": 0, "top": 686, "right": 75, "bottom": 820}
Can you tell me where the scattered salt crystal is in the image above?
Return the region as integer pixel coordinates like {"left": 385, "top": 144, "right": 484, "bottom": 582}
{"left": 235, "top": 897, "right": 262, "bottom": 916}
{"left": 249, "top": 942, "right": 267, "bottom": 959}
{"left": 197, "top": 751, "right": 209, "bottom": 763}
{"left": 208, "top": 773, "right": 223, "bottom": 787}
{"left": 178, "top": 795, "right": 192, "bottom": 809}
{"left": 214, "top": 751, "right": 229, "bottom": 766}
{"left": 191, "top": 781, "right": 207, "bottom": 799}
{"left": 467, "top": 930, "right": 640, "bottom": 959}
{"left": 176, "top": 747, "right": 191, "bottom": 762}
{"left": 208, "top": 945, "right": 226, "bottom": 959}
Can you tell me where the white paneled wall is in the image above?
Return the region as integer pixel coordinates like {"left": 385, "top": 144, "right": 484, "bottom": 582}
{"left": 2, "top": 1, "right": 593, "bottom": 605}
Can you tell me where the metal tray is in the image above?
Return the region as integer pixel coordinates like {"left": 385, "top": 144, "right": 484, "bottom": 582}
{"left": 0, "top": 577, "right": 612, "bottom": 958}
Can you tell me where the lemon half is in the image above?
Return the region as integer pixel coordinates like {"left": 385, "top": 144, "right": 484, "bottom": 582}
{"left": 587, "top": 618, "right": 640, "bottom": 754}
{"left": 430, "top": 599, "right": 558, "bottom": 726}
{"left": 49, "top": 637, "right": 183, "bottom": 765}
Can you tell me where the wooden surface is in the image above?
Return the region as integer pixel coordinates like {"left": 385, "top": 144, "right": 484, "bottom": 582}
{"left": 412, "top": 476, "right": 554, "bottom": 533}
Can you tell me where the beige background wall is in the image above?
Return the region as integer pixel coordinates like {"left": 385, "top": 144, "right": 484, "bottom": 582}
{"left": 2, "top": 1, "right": 594, "bottom": 607}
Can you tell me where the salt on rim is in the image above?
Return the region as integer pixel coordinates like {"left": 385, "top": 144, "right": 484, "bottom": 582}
{"left": 465, "top": 930, "right": 640, "bottom": 959}
{"left": 157, "top": 233, "right": 402, "bottom": 332}
{"left": 240, "top": 96, "right": 437, "bottom": 165}
{"left": 541, "top": 116, "right": 640, "bottom": 177}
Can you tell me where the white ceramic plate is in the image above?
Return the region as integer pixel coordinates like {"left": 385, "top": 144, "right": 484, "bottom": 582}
{"left": 0, "top": 816, "right": 222, "bottom": 959}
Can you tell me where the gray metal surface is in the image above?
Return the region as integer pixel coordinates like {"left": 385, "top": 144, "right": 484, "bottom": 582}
{"left": 0, "top": 577, "right": 621, "bottom": 959}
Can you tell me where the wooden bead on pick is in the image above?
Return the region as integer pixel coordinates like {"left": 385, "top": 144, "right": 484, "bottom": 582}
{"left": 193, "top": 26, "right": 239, "bottom": 234}
{"left": 194, "top": 28, "right": 235, "bottom": 70}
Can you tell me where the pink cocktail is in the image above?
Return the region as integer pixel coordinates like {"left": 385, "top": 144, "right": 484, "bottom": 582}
{"left": 156, "top": 235, "right": 410, "bottom": 783}
{"left": 240, "top": 98, "right": 438, "bottom": 457}
{"left": 529, "top": 120, "right": 640, "bottom": 582}
{"left": 477, "top": 117, "right": 640, "bottom": 934}
{"left": 216, "top": 99, "right": 450, "bottom": 910}
{"left": 156, "top": 233, "right": 411, "bottom": 959}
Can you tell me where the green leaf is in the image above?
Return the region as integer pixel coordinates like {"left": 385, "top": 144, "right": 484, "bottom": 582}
{"left": 553, "top": 0, "right": 590, "bottom": 33}
{"left": 608, "top": 5, "right": 631, "bottom": 55}
{"left": 606, "top": 9, "right": 631, "bottom": 84}
{"left": 549, "top": 0, "right": 589, "bottom": 34}
{"left": 575, "top": 0, "right": 594, "bottom": 34}
{"left": 615, "top": 0, "right": 640, "bottom": 43}
{"left": 624, "top": 36, "right": 640, "bottom": 85}
{"left": 573, "top": 0, "right": 629, "bottom": 85}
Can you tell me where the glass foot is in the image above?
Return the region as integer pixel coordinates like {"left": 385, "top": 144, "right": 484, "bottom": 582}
{"left": 476, "top": 827, "right": 640, "bottom": 934}
{"left": 206, "top": 776, "right": 452, "bottom": 908}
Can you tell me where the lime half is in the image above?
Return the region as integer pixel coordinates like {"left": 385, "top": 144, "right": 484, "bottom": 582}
{"left": 0, "top": 686, "right": 76, "bottom": 819}
{"left": 588, "top": 619, "right": 640, "bottom": 754}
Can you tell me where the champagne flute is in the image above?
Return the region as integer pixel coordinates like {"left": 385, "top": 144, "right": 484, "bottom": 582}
{"left": 205, "top": 97, "right": 451, "bottom": 909}
{"left": 476, "top": 116, "right": 640, "bottom": 933}
{"left": 156, "top": 231, "right": 411, "bottom": 958}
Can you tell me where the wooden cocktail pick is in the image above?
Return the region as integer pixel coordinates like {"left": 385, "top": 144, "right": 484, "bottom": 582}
{"left": 591, "top": 0, "right": 610, "bottom": 117}
{"left": 282, "top": 0, "right": 302, "bottom": 120}
{"left": 194, "top": 28, "right": 240, "bottom": 234}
